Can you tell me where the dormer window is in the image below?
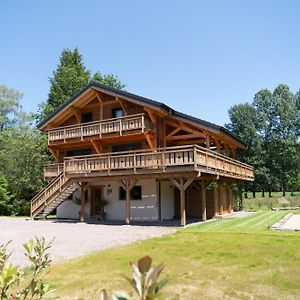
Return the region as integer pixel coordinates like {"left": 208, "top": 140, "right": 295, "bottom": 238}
{"left": 112, "top": 107, "right": 124, "bottom": 118}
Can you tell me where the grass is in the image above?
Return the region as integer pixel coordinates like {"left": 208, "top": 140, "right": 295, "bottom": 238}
{"left": 243, "top": 191, "right": 300, "bottom": 211}
{"left": 43, "top": 211, "right": 300, "bottom": 299}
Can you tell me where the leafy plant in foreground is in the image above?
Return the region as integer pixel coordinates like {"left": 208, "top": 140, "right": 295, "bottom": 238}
{"left": 99, "top": 255, "right": 167, "bottom": 300}
{"left": 0, "top": 237, "right": 53, "bottom": 299}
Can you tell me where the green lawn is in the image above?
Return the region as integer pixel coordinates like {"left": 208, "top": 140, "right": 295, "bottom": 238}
{"left": 45, "top": 211, "right": 300, "bottom": 299}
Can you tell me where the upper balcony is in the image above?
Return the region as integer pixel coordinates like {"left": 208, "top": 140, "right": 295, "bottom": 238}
{"left": 47, "top": 113, "right": 150, "bottom": 145}
{"left": 44, "top": 145, "right": 254, "bottom": 182}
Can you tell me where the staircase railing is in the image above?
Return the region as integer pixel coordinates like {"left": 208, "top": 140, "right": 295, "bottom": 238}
{"left": 31, "top": 172, "right": 68, "bottom": 217}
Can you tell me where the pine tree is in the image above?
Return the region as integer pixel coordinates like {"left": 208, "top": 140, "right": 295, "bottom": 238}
{"left": 39, "top": 48, "right": 126, "bottom": 120}
{"left": 43, "top": 48, "right": 90, "bottom": 117}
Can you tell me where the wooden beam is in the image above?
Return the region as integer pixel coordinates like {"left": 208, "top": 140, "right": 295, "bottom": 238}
{"left": 213, "top": 183, "right": 218, "bottom": 217}
{"left": 201, "top": 180, "right": 207, "bottom": 221}
{"left": 218, "top": 182, "right": 223, "bottom": 215}
{"left": 180, "top": 178, "right": 186, "bottom": 227}
{"left": 94, "top": 92, "right": 104, "bottom": 121}
{"left": 166, "top": 126, "right": 183, "bottom": 139}
{"left": 70, "top": 107, "right": 81, "bottom": 123}
{"left": 206, "top": 135, "right": 210, "bottom": 149}
{"left": 118, "top": 179, "right": 138, "bottom": 224}
{"left": 166, "top": 133, "right": 205, "bottom": 141}
{"left": 116, "top": 97, "right": 128, "bottom": 115}
{"left": 48, "top": 148, "right": 59, "bottom": 161}
{"left": 145, "top": 133, "right": 155, "bottom": 150}
{"left": 177, "top": 138, "right": 206, "bottom": 146}
{"left": 91, "top": 140, "right": 102, "bottom": 154}
{"left": 170, "top": 176, "right": 196, "bottom": 226}
{"left": 80, "top": 182, "right": 87, "bottom": 222}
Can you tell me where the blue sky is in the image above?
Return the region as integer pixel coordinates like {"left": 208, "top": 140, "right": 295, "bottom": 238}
{"left": 1, "top": 0, "right": 300, "bottom": 125}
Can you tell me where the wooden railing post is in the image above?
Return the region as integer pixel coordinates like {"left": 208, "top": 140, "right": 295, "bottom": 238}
{"left": 119, "top": 119, "right": 122, "bottom": 136}
{"left": 142, "top": 115, "right": 145, "bottom": 133}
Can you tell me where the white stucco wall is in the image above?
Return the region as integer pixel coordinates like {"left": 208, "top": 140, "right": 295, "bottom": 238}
{"left": 56, "top": 179, "right": 160, "bottom": 221}
{"left": 160, "top": 181, "right": 175, "bottom": 220}
{"left": 104, "top": 179, "right": 159, "bottom": 221}
{"left": 56, "top": 188, "right": 90, "bottom": 220}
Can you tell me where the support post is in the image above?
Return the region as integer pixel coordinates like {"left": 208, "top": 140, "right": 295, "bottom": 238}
{"left": 80, "top": 183, "right": 86, "bottom": 222}
{"left": 119, "top": 179, "right": 138, "bottom": 225}
{"left": 218, "top": 182, "right": 223, "bottom": 215}
{"left": 213, "top": 182, "right": 218, "bottom": 217}
{"left": 126, "top": 182, "right": 130, "bottom": 224}
{"left": 227, "top": 183, "right": 233, "bottom": 213}
{"left": 201, "top": 180, "right": 207, "bottom": 221}
{"left": 180, "top": 178, "right": 186, "bottom": 227}
{"left": 171, "top": 176, "right": 196, "bottom": 226}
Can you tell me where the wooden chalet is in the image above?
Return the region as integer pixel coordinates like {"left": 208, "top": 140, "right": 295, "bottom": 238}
{"left": 31, "top": 82, "right": 254, "bottom": 226}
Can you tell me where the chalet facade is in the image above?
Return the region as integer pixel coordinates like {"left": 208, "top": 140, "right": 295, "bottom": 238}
{"left": 31, "top": 82, "right": 254, "bottom": 226}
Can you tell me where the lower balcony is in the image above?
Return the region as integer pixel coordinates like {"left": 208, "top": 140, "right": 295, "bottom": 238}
{"left": 44, "top": 145, "right": 254, "bottom": 181}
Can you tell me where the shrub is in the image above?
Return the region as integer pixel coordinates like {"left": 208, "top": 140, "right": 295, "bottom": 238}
{"left": 100, "top": 255, "right": 167, "bottom": 300}
{"left": 0, "top": 237, "right": 53, "bottom": 299}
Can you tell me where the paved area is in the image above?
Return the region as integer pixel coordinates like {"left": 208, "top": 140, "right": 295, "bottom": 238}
{"left": 0, "top": 218, "right": 176, "bottom": 267}
{"left": 277, "top": 213, "right": 300, "bottom": 230}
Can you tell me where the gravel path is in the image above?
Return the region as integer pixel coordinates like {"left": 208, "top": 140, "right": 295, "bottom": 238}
{"left": 0, "top": 218, "right": 176, "bottom": 267}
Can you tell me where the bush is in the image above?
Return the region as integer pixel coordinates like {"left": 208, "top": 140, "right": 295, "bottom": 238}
{"left": 0, "top": 237, "right": 53, "bottom": 299}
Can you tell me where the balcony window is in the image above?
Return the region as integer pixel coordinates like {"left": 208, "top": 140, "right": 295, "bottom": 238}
{"left": 119, "top": 186, "right": 142, "bottom": 200}
{"left": 112, "top": 108, "right": 124, "bottom": 118}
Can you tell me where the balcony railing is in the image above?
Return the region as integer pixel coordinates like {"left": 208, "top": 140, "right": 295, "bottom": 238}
{"left": 44, "top": 163, "right": 64, "bottom": 181}
{"left": 47, "top": 113, "right": 149, "bottom": 144}
{"left": 53, "top": 145, "right": 254, "bottom": 181}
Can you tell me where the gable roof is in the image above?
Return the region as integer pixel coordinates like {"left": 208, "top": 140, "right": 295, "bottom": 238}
{"left": 38, "top": 81, "right": 246, "bottom": 148}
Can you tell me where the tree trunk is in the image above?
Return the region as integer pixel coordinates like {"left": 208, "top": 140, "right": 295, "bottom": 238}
{"left": 252, "top": 191, "right": 256, "bottom": 198}
{"left": 262, "top": 190, "right": 265, "bottom": 197}
{"left": 268, "top": 189, "right": 272, "bottom": 197}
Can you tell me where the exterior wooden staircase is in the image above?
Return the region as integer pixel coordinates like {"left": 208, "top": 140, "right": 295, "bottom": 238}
{"left": 31, "top": 172, "right": 78, "bottom": 219}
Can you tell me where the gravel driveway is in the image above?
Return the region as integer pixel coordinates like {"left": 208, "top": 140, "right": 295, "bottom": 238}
{"left": 0, "top": 218, "right": 176, "bottom": 267}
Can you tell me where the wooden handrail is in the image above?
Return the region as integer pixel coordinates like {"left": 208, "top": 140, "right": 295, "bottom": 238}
{"left": 63, "top": 145, "right": 254, "bottom": 180}
{"left": 47, "top": 113, "right": 148, "bottom": 143}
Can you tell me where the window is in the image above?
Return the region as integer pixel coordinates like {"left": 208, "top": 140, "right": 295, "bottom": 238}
{"left": 112, "top": 107, "right": 124, "bottom": 118}
{"left": 81, "top": 112, "right": 93, "bottom": 123}
{"left": 66, "top": 148, "right": 92, "bottom": 157}
{"left": 112, "top": 143, "right": 142, "bottom": 153}
{"left": 119, "top": 186, "right": 142, "bottom": 200}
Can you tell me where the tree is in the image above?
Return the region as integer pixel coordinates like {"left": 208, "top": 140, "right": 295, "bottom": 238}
{"left": 0, "top": 85, "right": 22, "bottom": 132}
{"left": 226, "top": 103, "right": 264, "bottom": 197}
{"left": 0, "top": 175, "right": 11, "bottom": 215}
{"left": 227, "top": 84, "right": 300, "bottom": 197}
{"left": 39, "top": 48, "right": 126, "bottom": 120}
{"left": 41, "top": 48, "right": 91, "bottom": 118}
{"left": 0, "top": 125, "right": 49, "bottom": 215}
{"left": 92, "top": 72, "right": 126, "bottom": 90}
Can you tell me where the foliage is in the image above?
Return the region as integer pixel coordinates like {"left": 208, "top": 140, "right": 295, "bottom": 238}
{"left": 100, "top": 256, "right": 167, "bottom": 300}
{"left": 226, "top": 84, "right": 300, "bottom": 196}
{"left": 0, "top": 175, "right": 12, "bottom": 215}
{"left": 0, "top": 85, "right": 22, "bottom": 133}
{"left": 39, "top": 48, "right": 126, "bottom": 120}
{"left": 0, "top": 126, "right": 49, "bottom": 215}
{"left": 93, "top": 72, "right": 126, "bottom": 90}
{"left": 0, "top": 237, "right": 53, "bottom": 300}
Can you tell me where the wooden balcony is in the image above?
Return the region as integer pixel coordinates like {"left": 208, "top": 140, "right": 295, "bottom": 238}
{"left": 47, "top": 113, "right": 150, "bottom": 144}
{"left": 51, "top": 145, "right": 253, "bottom": 181}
